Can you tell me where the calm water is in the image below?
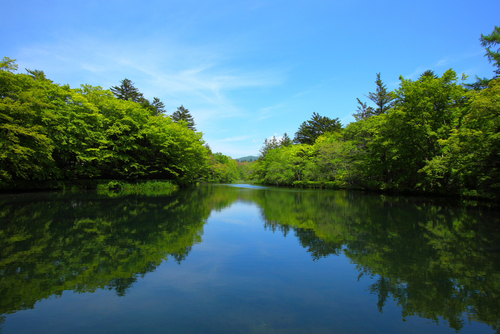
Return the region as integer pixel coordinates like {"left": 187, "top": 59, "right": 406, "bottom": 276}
{"left": 1, "top": 184, "right": 499, "bottom": 334}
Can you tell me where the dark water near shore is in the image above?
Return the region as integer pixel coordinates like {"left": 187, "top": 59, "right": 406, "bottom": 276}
{"left": 1, "top": 184, "right": 499, "bottom": 333}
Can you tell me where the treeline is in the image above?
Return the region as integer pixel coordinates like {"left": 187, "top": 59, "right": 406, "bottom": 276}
{"left": 252, "top": 27, "right": 500, "bottom": 200}
{"left": 0, "top": 59, "right": 241, "bottom": 188}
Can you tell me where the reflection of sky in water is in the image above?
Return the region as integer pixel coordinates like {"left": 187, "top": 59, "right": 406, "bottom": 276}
{"left": 2, "top": 188, "right": 496, "bottom": 334}
{"left": 221, "top": 183, "right": 269, "bottom": 189}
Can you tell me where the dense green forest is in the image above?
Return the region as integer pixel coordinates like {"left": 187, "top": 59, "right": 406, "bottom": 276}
{"left": 1, "top": 27, "right": 499, "bottom": 198}
{"left": 250, "top": 27, "right": 500, "bottom": 200}
{"left": 0, "top": 59, "right": 239, "bottom": 188}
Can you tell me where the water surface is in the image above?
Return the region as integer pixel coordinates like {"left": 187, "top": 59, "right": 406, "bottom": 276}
{"left": 1, "top": 184, "right": 499, "bottom": 333}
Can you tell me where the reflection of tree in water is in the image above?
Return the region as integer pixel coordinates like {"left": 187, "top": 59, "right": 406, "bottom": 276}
{"left": 255, "top": 188, "right": 500, "bottom": 332}
{"left": 0, "top": 185, "right": 240, "bottom": 318}
{"left": 265, "top": 221, "right": 343, "bottom": 260}
{"left": 1, "top": 185, "right": 500, "bottom": 333}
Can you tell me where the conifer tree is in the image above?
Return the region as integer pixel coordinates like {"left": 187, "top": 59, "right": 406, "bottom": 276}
{"left": 480, "top": 25, "right": 500, "bottom": 75}
{"left": 151, "top": 97, "right": 166, "bottom": 116}
{"left": 353, "top": 73, "right": 394, "bottom": 120}
{"left": 294, "top": 112, "right": 341, "bottom": 145}
{"left": 110, "top": 78, "right": 144, "bottom": 102}
{"left": 281, "top": 133, "right": 292, "bottom": 146}
{"left": 171, "top": 105, "right": 196, "bottom": 131}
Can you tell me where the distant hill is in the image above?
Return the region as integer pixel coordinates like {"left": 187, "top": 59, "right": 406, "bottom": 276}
{"left": 235, "top": 156, "right": 259, "bottom": 162}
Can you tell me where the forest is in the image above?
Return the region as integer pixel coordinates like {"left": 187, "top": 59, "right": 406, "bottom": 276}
{"left": 0, "top": 26, "right": 499, "bottom": 199}
{"left": 0, "top": 60, "right": 239, "bottom": 188}
{"left": 249, "top": 26, "right": 500, "bottom": 200}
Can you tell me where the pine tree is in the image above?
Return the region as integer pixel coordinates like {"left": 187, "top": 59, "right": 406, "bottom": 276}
{"left": 352, "top": 98, "right": 375, "bottom": 121}
{"left": 151, "top": 97, "right": 166, "bottom": 116}
{"left": 259, "top": 136, "right": 280, "bottom": 158}
{"left": 480, "top": 25, "right": 500, "bottom": 75}
{"left": 353, "top": 73, "right": 394, "bottom": 120}
{"left": 171, "top": 105, "right": 196, "bottom": 131}
{"left": 294, "top": 112, "right": 341, "bottom": 144}
{"left": 367, "top": 73, "right": 394, "bottom": 115}
{"left": 281, "top": 133, "right": 292, "bottom": 146}
{"left": 110, "top": 78, "right": 144, "bottom": 102}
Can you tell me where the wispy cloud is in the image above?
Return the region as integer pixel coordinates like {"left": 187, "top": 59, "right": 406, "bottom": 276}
{"left": 405, "top": 49, "right": 487, "bottom": 80}
{"left": 214, "top": 135, "right": 253, "bottom": 143}
{"left": 257, "top": 102, "right": 290, "bottom": 120}
{"left": 18, "top": 34, "right": 286, "bottom": 110}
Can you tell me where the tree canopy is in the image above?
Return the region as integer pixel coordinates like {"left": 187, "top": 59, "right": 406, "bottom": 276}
{"left": 293, "top": 112, "right": 342, "bottom": 145}
{"left": 110, "top": 78, "right": 144, "bottom": 102}
{"left": 253, "top": 67, "right": 499, "bottom": 200}
{"left": 480, "top": 25, "right": 500, "bottom": 75}
{"left": 171, "top": 105, "right": 196, "bottom": 131}
{"left": 0, "top": 66, "right": 211, "bottom": 187}
{"left": 353, "top": 73, "right": 394, "bottom": 120}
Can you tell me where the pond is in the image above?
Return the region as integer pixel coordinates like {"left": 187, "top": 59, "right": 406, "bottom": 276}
{"left": 1, "top": 184, "right": 499, "bottom": 333}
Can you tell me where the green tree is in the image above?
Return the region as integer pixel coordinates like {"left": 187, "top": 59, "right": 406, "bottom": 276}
{"left": 480, "top": 25, "right": 500, "bottom": 76}
{"left": 259, "top": 144, "right": 312, "bottom": 185}
{"left": 0, "top": 68, "right": 55, "bottom": 182}
{"left": 171, "top": 105, "right": 196, "bottom": 131}
{"left": 343, "top": 114, "right": 389, "bottom": 189}
{"left": 366, "top": 73, "right": 394, "bottom": 115}
{"left": 281, "top": 133, "right": 292, "bottom": 146}
{"left": 259, "top": 133, "right": 293, "bottom": 159}
{"left": 76, "top": 85, "right": 209, "bottom": 183}
{"left": 259, "top": 136, "right": 280, "bottom": 159}
{"left": 140, "top": 115, "right": 209, "bottom": 183}
{"left": 352, "top": 98, "right": 374, "bottom": 121}
{"left": 137, "top": 96, "right": 166, "bottom": 116}
{"left": 25, "top": 69, "right": 51, "bottom": 82}
{"left": 425, "top": 78, "right": 500, "bottom": 198}
{"left": 208, "top": 152, "right": 239, "bottom": 182}
{"left": 302, "top": 132, "right": 356, "bottom": 187}
{"left": 465, "top": 26, "right": 500, "bottom": 90}
{"left": 353, "top": 73, "right": 394, "bottom": 120}
{"left": 382, "top": 69, "right": 468, "bottom": 190}
{"left": 0, "top": 57, "right": 18, "bottom": 73}
{"left": 151, "top": 97, "right": 166, "bottom": 116}
{"left": 293, "top": 112, "right": 342, "bottom": 145}
{"left": 110, "top": 78, "right": 144, "bottom": 102}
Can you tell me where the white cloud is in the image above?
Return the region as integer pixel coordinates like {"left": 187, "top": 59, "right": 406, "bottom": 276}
{"left": 18, "top": 34, "right": 286, "bottom": 110}
{"left": 215, "top": 136, "right": 253, "bottom": 143}
{"left": 435, "top": 57, "right": 450, "bottom": 67}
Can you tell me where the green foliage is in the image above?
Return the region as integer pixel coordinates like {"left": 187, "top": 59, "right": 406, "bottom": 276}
{"left": 480, "top": 25, "right": 500, "bottom": 75}
{"left": 150, "top": 97, "right": 166, "bottom": 116}
{"left": 257, "top": 144, "right": 312, "bottom": 185}
{"left": 171, "top": 105, "right": 196, "bottom": 131}
{"left": 259, "top": 134, "right": 289, "bottom": 159}
{"left": 0, "top": 62, "right": 212, "bottom": 187}
{"left": 293, "top": 112, "right": 342, "bottom": 144}
{"left": 110, "top": 78, "right": 144, "bottom": 102}
{"left": 353, "top": 73, "right": 394, "bottom": 120}
{"left": 96, "top": 180, "right": 177, "bottom": 196}
{"left": 0, "top": 57, "right": 18, "bottom": 73}
{"left": 208, "top": 152, "right": 239, "bottom": 182}
{"left": 426, "top": 78, "right": 500, "bottom": 198}
{"left": 0, "top": 69, "right": 58, "bottom": 182}
{"left": 237, "top": 161, "right": 258, "bottom": 180}
{"left": 302, "top": 132, "right": 356, "bottom": 187}
{"left": 258, "top": 65, "right": 499, "bottom": 200}
{"left": 381, "top": 69, "right": 468, "bottom": 191}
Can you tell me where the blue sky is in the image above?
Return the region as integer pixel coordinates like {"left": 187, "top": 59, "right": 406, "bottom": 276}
{"left": 2, "top": 0, "right": 499, "bottom": 158}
